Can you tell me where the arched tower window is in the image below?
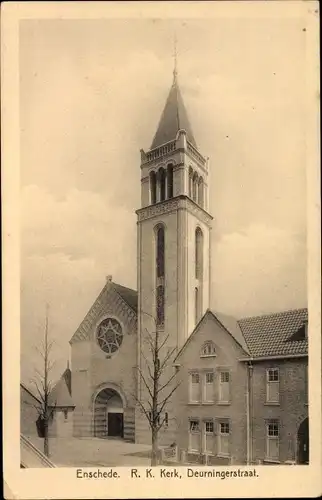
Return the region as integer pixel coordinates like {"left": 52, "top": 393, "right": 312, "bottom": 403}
{"left": 159, "top": 168, "right": 166, "bottom": 202}
{"left": 195, "top": 227, "right": 204, "bottom": 280}
{"left": 156, "top": 226, "right": 165, "bottom": 278}
{"left": 155, "top": 225, "right": 165, "bottom": 328}
{"left": 156, "top": 285, "right": 165, "bottom": 327}
{"left": 189, "top": 167, "right": 193, "bottom": 198}
{"left": 198, "top": 177, "right": 204, "bottom": 208}
{"left": 150, "top": 171, "right": 156, "bottom": 205}
{"left": 167, "top": 164, "right": 174, "bottom": 199}
{"left": 195, "top": 287, "right": 199, "bottom": 325}
{"left": 193, "top": 172, "right": 198, "bottom": 202}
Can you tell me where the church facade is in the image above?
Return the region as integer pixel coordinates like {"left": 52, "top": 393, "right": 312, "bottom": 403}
{"left": 31, "top": 69, "right": 308, "bottom": 464}
{"left": 69, "top": 68, "right": 212, "bottom": 445}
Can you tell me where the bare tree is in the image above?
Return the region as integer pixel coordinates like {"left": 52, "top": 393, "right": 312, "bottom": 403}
{"left": 29, "top": 304, "right": 56, "bottom": 457}
{"left": 132, "top": 312, "right": 181, "bottom": 466}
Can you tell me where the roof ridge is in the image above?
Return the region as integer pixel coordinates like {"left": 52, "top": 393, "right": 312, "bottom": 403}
{"left": 239, "top": 307, "right": 308, "bottom": 322}
{"left": 112, "top": 281, "right": 137, "bottom": 294}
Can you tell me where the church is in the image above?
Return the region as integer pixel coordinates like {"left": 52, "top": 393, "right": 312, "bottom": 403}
{"left": 32, "top": 65, "right": 308, "bottom": 465}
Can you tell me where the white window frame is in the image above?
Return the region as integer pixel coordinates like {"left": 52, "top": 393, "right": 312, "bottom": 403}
{"left": 200, "top": 341, "right": 216, "bottom": 358}
{"left": 218, "top": 370, "right": 231, "bottom": 404}
{"left": 203, "top": 420, "right": 214, "bottom": 455}
{"left": 189, "top": 372, "right": 200, "bottom": 403}
{"left": 265, "top": 420, "right": 280, "bottom": 461}
{"left": 266, "top": 368, "right": 280, "bottom": 403}
{"left": 189, "top": 419, "right": 201, "bottom": 453}
{"left": 203, "top": 371, "right": 214, "bottom": 403}
{"left": 217, "top": 421, "right": 230, "bottom": 457}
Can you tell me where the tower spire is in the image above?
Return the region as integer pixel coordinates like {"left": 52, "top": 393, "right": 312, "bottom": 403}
{"left": 173, "top": 34, "right": 178, "bottom": 85}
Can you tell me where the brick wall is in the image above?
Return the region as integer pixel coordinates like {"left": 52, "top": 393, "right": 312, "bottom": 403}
{"left": 251, "top": 357, "right": 308, "bottom": 464}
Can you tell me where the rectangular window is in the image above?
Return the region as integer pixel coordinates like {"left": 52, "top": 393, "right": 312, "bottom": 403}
{"left": 218, "top": 421, "right": 230, "bottom": 456}
{"left": 204, "top": 420, "right": 214, "bottom": 454}
{"left": 218, "top": 371, "right": 230, "bottom": 403}
{"left": 164, "top": 412, "right": 168, "bottom": 428}
{"left": 266, "top": 420, "right": 279, "bottom": 461}
{"left": 266, "top": 368, "right": 279, "bottom": 403}
{"left": 189, "top": 420, "right": 200, "bottom": 452}
{"left": 190, "top": 372, "right": 200, "bottom": 402}
{"left": 203, "top": 372, "right": 214, "bottom": 403}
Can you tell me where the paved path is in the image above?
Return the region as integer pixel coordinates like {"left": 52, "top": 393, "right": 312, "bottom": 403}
{"left": 26, "top": 436, "right": 154, "bottom": 467}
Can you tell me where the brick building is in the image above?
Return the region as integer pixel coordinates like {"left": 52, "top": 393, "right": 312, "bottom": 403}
{"left": 20, "top": 66, "right": 308, "bottom": 464}
{"left": 174, "top": 308, "right": 308, "bottom": 465}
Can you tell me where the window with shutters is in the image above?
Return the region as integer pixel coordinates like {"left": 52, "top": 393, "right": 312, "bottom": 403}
{"left": 266, "top": 368, "right": 279, "bottom": 403}
{"left": 203, "top": 371, "right": 214, "bottom": 403}
{"left": 218, "top": 371, "right": 230, "bottom": 403}
{"left": 266, "top": 420, "right": 279, "bottom": 461}
{"left": 189, "top": 419, "right": 201, "bottom": 452}
{"left": 189, "top": 372, "right": 200, "bottom": 403}
{"left": 217, "top": 421, "right": 230, "bottom": 456}
{"left": 203, "top": 420, "right": 214, "bottom": 454}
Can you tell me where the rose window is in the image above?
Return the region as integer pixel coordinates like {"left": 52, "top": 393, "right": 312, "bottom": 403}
{"left": 96, "top": 318, "right": 123, "bottom": 354}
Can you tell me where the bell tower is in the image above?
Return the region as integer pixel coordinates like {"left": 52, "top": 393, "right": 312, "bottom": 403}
{"left": 135, "top": 66, "right": 213, "bottom": 444}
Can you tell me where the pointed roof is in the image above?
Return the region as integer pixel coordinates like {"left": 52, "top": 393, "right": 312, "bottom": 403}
{"left": 174, "top": 309, "right": 250, "bottom": 362}
{"left": 48, "top": 368, "right": 74, "bottom": 408}
{"left": 150, "top": 76, "right": 197, "bottom": 150}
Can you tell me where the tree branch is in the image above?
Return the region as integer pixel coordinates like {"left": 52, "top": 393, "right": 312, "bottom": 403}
{"left": 157, "top": 370, "right": 178, "bottom": 395}
{"left": 157, "top": 381, "right": 181, "bottom": 416}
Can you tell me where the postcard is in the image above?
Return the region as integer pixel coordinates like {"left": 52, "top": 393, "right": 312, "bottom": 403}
{"left": 2, "top": 1, "right": 321, "bottom": 498}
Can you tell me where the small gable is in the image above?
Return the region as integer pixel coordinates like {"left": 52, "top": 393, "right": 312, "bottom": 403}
{"left": 175, "top": 309, "right": 250, "bottom": 362}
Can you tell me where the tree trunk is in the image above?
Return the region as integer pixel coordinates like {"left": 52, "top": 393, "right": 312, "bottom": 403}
{"left": 151, "top": 428, "right": 159, "bottom": 466}
{"left": 44, "top": 416, "right": 49, "bottom": 457}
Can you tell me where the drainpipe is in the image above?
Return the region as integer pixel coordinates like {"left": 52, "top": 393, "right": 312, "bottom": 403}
{"left": 246, "top": 361, "right": 253, "bottom": 465}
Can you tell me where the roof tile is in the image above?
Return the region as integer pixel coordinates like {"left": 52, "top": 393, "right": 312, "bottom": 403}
{"left": 238, "top": 308, "right": 308, "bottom": 357}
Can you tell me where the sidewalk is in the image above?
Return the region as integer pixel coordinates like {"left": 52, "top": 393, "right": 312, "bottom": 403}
{"left": 26, "top": 436, "right": 154, "bottom": 467}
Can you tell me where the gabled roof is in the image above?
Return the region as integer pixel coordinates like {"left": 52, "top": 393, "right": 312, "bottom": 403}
{"left": 215, "top": 311, "right": 250, "bottom": 355}
{"left": 48, "top": 368, "right": 74, "bottom": 408}
{"left": 174, "top": 309, "right": 250, "bottom": 362}
{"left": 112, "top": 282, "right": 138, "bottom": 313}
{"left": 238, "top": 308, "right": 308, "bottom": 358}
{"left": 175, "top": 307, "right": 308, "bottom": 362}
{"left": 150, "top": 77, "right": 197, "bottom": 150}
{"left": 69, "top": 279, "right": 138, "bottom": 344}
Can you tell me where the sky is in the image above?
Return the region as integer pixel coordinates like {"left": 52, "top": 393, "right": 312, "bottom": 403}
{"left": 20, "top": 17, "right": 308, "bottom": 385}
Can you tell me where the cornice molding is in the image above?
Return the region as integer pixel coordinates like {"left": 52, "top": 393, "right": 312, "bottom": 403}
{"left": 136, "top": 195, "right": 213, "bottom": 226}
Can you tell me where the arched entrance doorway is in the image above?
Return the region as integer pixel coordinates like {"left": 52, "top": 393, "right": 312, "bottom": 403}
{"left": 94, "top": 388, "right": 124, "bottom": 439}
{"left": 297, "top": 417, "right": 309, "bottom": 464}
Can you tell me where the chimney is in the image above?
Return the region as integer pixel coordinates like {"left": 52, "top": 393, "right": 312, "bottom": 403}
{"left": 106, "top": 275, "right": 113, "bottom": 282}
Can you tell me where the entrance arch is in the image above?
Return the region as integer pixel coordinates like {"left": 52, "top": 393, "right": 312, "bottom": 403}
{"left": 297, "top": 417, "right": 309, "bottom": 464}
{"left": 94, "top": 388, "right": 124, "bottom": 439}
